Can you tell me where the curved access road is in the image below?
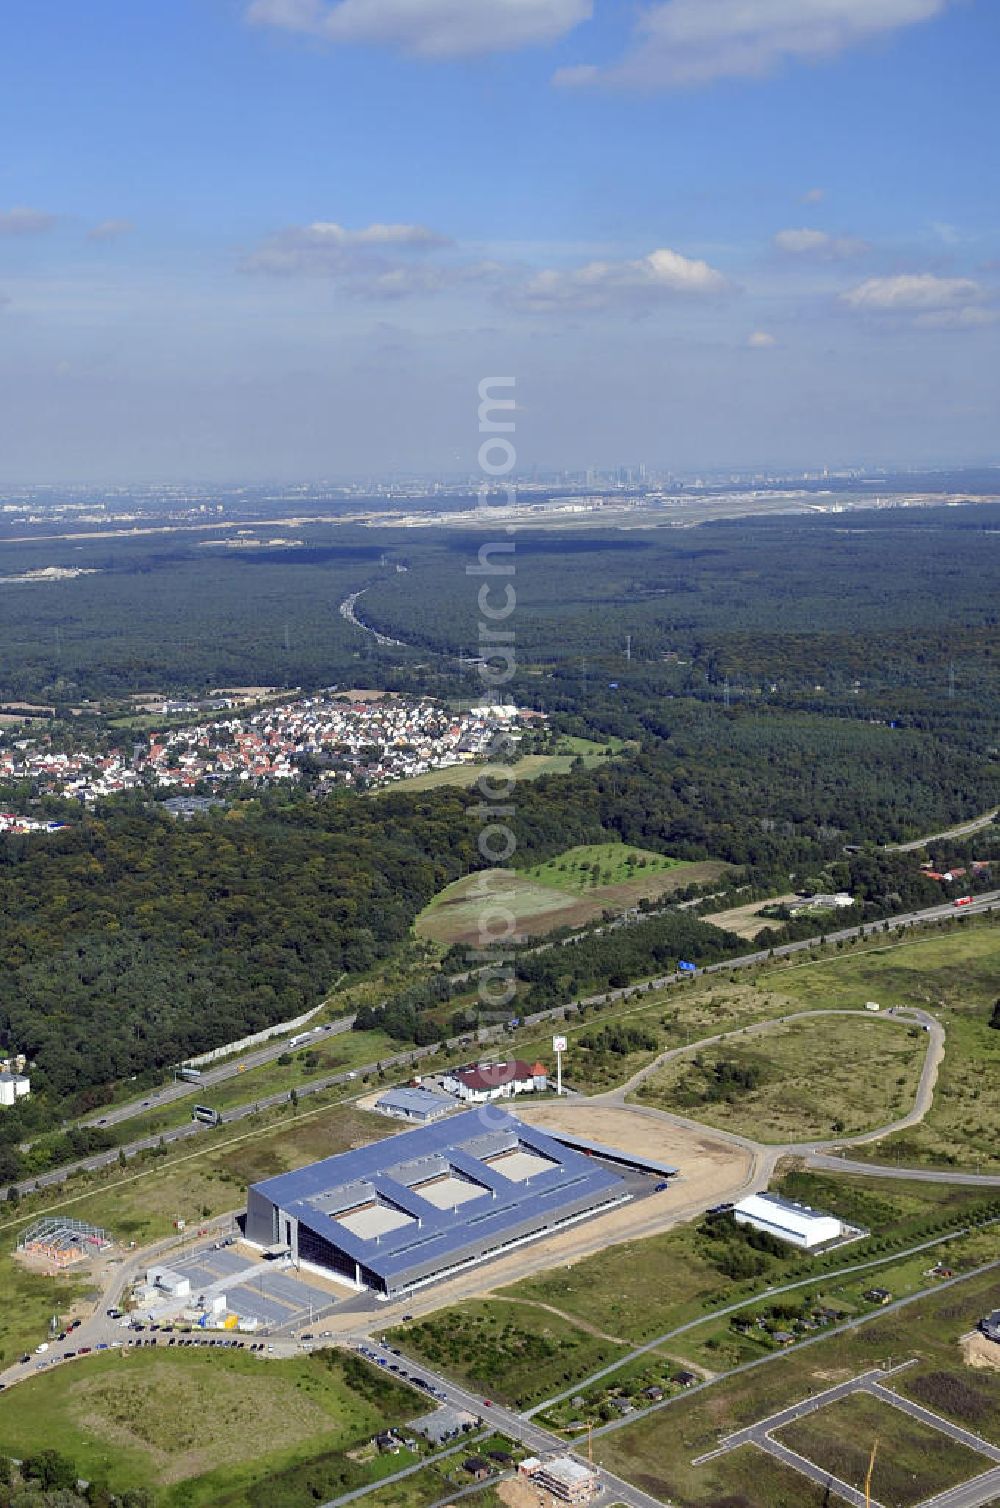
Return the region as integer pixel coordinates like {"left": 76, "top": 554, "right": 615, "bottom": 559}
{"left": 552, "top": 1003, "right": 1000, "bottom": 1191}
{"left": 885, "top": 808, "right": 997, "bottom": 853}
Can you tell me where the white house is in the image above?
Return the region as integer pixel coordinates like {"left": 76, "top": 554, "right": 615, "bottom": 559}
{"left": 441, "top": 1059, "right": 547, "bottom": 1104}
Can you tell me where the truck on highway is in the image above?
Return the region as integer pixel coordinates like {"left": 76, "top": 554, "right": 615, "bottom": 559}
{"left": 678, "top": 960, "right": 697, "bottom": 974}
{"left": 953, "top": 895, "right": 973, "bottom": 908}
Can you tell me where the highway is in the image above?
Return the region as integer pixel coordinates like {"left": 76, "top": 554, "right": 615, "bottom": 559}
{"left": 72, "top": 885, "right": 1000, "bottom": 1136}
{"left": 77, "top": 1015, "right": 357, "bottom": 1130}
{"left": 5, "top": 888, "right": 997, "bottom": 1208}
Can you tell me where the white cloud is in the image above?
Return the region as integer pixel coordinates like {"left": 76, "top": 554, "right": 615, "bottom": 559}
{"left": 930, "top": 220, "right": 960, "bottom": 246}
{"left": 87, "top": 219, "right": 134, "bottom": 242}
{"left": 0, "top": 206, "right": 58, "bottom": 236}
{"left": 842, "top": 272, "right": 985, "bottom": 311}
{"left": 774, "top": 226, "right": 869, "bottom": 259}
{"left": 243, "top": 219, "right": 510, "bottom": 299}
{"left": 247, "top": 0, "right": 591, "bottom": 57}
{"left": 517, "top": 246, "right": 730, "bottom": 310}
{"left": 555, "top": 0, "right": 955, "bottom": 90}
{"left": 914, "top": 305, "right": 998, "bottom": 329}
{"left": 244, "top": 220, "right": 451, "bottom": 276}
{"left": 841, "top": 272, "right": 996, "bottom": 329}
{"left": 747, "top": 330, "right": 777, "bottom": 347}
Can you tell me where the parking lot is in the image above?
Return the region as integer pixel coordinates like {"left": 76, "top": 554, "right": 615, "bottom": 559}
{"left": 161, "top": 1246, "right": 339, "bottom": 1330}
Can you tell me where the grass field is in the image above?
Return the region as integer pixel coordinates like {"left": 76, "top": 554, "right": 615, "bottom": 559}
{"left": 775, "top": 1389, "right": 992, "bottom": 1508}
{"left": 524, "top": 842, "right": 684, "bottom": 893}
{"left": 389, "top": 1299, "right": 629, "bottom": 1409}
{"left": 667, "top": 1225, "right": 1000, "bottom": 1379}
{"left": 595, "top": 1265, "right": 1000, "bottom": 1507}
{"left": 0, "top": 1347, "right": 420, "bottom": 1507}
{"left": 766, "top": 920, "right": 1000, "bottom": 1168}
{"left": 493, "top": 1173, "right": 997, "bottom": 1352}
{"left": 415, "top": 838, "right": 728, "bottom": 948}
{"left": 363, "top": 1469, "right": 506, "bottom": 1507}
{"left": 383, "top": 735, "right": 623, "bottom": 794}
{"left": 633, "top": 1013, "right": 927, "bottom": 1142}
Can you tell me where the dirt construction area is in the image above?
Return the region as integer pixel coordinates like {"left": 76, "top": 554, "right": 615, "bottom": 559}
{"left": 962, "top": 1332, "right": 1000, "bottom": 1371}
{"left": 497, "top": 1477, "right": 566, "bottom": 1508}
{"left": 702, "top": 893, "right": 798, "bottom": 939}
{"left": 513, "top": 1099, "right": 749, "bottom": 1190}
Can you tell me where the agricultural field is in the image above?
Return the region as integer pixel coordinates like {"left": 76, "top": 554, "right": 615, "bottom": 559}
{"left": 415, "top": 837, "right": 728, "bottom": 947}
{"left": 775, "top": 1389, "right": 992, "bottom": 1507}
{"left": 767, "top": 919, "right": 1000, "bottom": 1169}
{"left": 595, "top": 1265, "right": 1000, "bottom": 1507}
{"left": 0, "top": 1347, "right": 421, "bottom": 1508}
{"left": 632, "top": 1012, "right": 927, "bottom": 1142}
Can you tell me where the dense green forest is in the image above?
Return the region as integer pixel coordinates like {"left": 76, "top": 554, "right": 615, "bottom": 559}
{"left": 0, "top": 502, "right": 996, "bottom": 1132}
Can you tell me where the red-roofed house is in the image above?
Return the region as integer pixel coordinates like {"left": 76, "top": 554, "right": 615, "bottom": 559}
{"left": 442, "top": 1059, "right": 548, "bottom": 1103}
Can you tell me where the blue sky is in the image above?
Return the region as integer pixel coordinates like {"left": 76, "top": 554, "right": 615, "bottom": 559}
{"left": 0, "top": 0, "right": 997, "bottom": 480}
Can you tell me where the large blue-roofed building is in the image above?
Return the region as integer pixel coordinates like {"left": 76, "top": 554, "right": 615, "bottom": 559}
{"left": 244, "top": 1110, "right": 630, "bottom": 1297}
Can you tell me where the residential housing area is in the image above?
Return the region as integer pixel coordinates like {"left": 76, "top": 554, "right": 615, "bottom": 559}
{"left": 0, "top": 694, "right": 543, "bottom": 806}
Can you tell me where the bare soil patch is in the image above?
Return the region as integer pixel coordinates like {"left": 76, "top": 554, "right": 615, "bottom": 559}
{"left": 702, "top": 894, "right": 798, "bottom": 940}
{"left": 962, "top": 1332, "right": 1000, "bottom": 1372}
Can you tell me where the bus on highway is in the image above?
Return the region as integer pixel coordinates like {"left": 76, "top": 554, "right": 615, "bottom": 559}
{"left": 192, "top": 1105, "right": 222, "bottom": 1126}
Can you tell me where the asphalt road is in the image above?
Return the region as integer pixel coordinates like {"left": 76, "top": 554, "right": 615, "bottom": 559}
{"left": 7, "top": 889, "right": 997, "bottom": 1215}
{"left": 82, "top": 885, "right": 998, "bottom": 1138}
{"left": 706, "top": 1364, "right": 1000, "bottom": 1508}
{"left": 886, "top": 809, "right": 998, "bottom": 854}
{"left": 78, "top": 1015, "right": 357, "bottom": 1130}
{"left": 329, "top": 1335, "right": 667, "bottom": 1508}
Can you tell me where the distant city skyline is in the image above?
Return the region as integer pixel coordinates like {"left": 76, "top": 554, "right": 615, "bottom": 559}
{"left": 0, "top": 0, "right": 997, "bottom": 481}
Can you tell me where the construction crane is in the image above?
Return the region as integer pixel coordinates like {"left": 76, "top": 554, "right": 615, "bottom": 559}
{"left": 865, "top": 1435, "right": 879, "bottom": 1508}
